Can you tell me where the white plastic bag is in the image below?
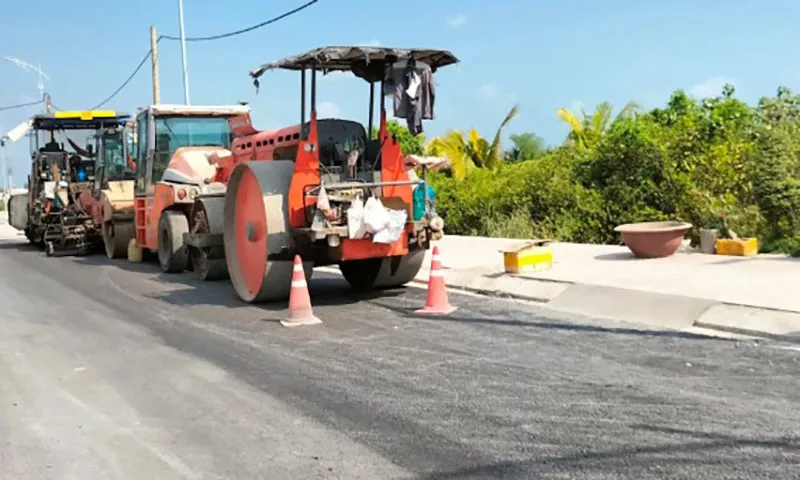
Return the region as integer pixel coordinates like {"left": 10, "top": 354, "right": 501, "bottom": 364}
{"left": 363, "top": 197, "right": 390, "bottom": 235}
{"left": 373, "top": 208, "right": 407, "bottom": 244}
{"left": 347, "top": 197, "right": 367, "bottom": 239}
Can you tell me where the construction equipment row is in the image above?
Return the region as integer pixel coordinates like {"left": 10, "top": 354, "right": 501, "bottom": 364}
{"left": 7, "top": 45, "right": 456, "bottom": 304}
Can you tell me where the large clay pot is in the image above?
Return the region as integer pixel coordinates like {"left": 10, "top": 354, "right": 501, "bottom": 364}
{"left": 614, "top": 221, "right": 692, "bottom": 258}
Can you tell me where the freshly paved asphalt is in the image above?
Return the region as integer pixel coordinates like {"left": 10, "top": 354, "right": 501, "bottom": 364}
{"left": 0, "top": 237, "right": 798, "bottom": 479}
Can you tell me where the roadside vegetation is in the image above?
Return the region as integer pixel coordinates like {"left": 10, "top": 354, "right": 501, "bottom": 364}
{"left": 389, "top": 84, "right": 800, "bottom": 255}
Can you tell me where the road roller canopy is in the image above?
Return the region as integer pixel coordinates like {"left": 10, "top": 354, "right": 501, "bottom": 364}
{"left": 250, "top": 46, "right": 459, "bottom": 83}
{"left": 147, "top": 104, "right": 251, "bottom": 118}
{"left": 31, "top": 111, "right": 131, "bottom": 131}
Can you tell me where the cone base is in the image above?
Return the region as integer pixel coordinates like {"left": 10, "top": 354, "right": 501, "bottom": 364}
{"left": 414, "top": 304, "right": 457, "bottom": 316}
{"left": 280, "top": 315, "right": 322, "bottom": 327}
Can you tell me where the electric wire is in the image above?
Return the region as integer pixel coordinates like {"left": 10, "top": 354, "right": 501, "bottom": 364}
{"left": 160, "top": 0, "right": 318, "bottom": 42}
{"left": 90, "top": 47, "right": 155, "bottom": 110}
{"left": 89, "top": 0, "right": 319, "bottom": 109}
{"left": 0, "top": 99, "right": 43, "bottom": 112}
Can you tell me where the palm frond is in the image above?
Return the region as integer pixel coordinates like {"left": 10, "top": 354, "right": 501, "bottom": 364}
{"left": 488, "top": 104, "right": 519, "bottom": 169}
{"left": 615, "top": 101, "right": 642, "bottom": 123}
{"left": 557, "top": 107, "right": 586, "bottom": 148}
{"left": 425, "top": 131, "right": 472, "bottom": 180}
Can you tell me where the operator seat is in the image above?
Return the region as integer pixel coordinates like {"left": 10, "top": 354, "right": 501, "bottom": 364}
{"left": 311, "top": 118, "right": 367, "bottom": 169}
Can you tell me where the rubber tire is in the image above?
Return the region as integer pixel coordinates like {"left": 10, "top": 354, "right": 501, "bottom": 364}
{"left": 188, "top": 197, "right": 228, "bottom": 281}
{"left": 103, "top": 221, "right": 133, "bottom": 259}
{"left": 340, "top": 248, "right": 425, "bottom": 292}
{"left": 158, "top": 210, "right": 189, "bottom": 273}
{"left": 190, "top": 248, "right": 228, "bottom": 281}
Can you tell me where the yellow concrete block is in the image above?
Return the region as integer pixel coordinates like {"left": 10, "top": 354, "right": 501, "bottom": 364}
{"left": 502, "top": 240, "right": 553, "bottom": 274}
{"left": 715, "top": 238, "right": 758, "bottom": 257}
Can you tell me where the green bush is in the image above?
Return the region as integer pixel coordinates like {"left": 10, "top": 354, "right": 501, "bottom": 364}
{"left": 428, "top": 85, "right": 800, "bottom": 254}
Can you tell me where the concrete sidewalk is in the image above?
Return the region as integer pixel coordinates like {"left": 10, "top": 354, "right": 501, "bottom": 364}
{"left": 419, "top": 236, "right": 800, "bottom": 342}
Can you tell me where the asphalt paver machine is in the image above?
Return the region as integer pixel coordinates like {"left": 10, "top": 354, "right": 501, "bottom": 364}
{"left": 8, "top": 110, "right": 131, "bottom": 256}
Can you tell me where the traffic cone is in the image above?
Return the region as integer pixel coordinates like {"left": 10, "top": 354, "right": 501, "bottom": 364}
{"left": 281, "top": 255, "right": 322, "bottom": 327}
{"left": 415, "top": 246, "right": 457, "bottom": 315}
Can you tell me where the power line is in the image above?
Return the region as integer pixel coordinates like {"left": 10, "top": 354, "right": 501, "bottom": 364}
{"left": 91, "top": 46, "right": 155, "bottom": 110}
{"left": 89, "top": 0, "right": 319, "bottom": 109}
{"left": 0, "top": 99, "right": 42, "bottom": 112}
{"left": 160, "top": 0, "right": 318, "bottom": 42}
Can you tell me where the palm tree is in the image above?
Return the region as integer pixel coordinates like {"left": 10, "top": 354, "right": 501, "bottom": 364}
{"left": 556, "top": 101, "right": 640, "bottom": 149}
{"left": 425, "top": 104, "right": 519, "bottom": 180}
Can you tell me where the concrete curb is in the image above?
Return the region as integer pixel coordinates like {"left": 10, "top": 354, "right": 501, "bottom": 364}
{"left": 318, "top": 263, "right": 800, "bottom": 342}
{"left": 414, "top": 268, "right": 800, "bottom": 342}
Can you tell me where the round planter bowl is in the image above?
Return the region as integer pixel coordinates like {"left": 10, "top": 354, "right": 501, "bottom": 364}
{"left": 613, "top": 221, "right": 693, "bottom": 258}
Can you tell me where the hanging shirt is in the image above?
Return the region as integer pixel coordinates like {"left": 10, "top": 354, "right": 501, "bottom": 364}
{"left": 384, "top": 60, "right": 436, "bottom": 134}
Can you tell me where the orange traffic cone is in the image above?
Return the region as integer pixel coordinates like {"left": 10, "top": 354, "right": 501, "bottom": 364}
{"left": 281, "top": 255, "right": 322, "bottom": 327}
{"left": 415, "top": 245, "right": 457, "bottom": 315}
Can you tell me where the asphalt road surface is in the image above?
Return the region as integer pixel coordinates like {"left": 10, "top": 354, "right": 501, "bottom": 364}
{"left": 0, "top": 239, "right": 798, "bottom": 479}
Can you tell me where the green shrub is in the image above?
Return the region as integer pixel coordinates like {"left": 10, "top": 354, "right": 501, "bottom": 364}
{"left": 426, "top": 85, "right": 800, "bottom": 254}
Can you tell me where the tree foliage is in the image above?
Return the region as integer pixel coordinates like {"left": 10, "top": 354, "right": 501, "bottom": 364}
{"left": 424, "top": 105, "right": 519, "bottom": 180}
{"left": 506, "top": 132, "right": 549, "bottom": 162}
{"left": 428, "top": 84, "right": 800, "bottom": 255}
{"left": 371, "top": 120, "right": 425, "bottom": 156}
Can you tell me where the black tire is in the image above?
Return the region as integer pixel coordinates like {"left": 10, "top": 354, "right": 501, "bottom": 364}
{"left": 190, "top": 247, "right": 228, "bottom": 281}
{"left": 157, "top": 210, "right": 189, "bottom": 273}
{"left": 340, "top": 248, "right": 425, "bottom": 291}
{"left": 103, "top": 221, "right": 133, "bottom": 259}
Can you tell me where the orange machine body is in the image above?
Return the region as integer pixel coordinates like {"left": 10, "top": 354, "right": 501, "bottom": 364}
{"left": 135, "top": 146, "right": 231, "bottom": 251}
{"left": 228, "top": 108, "right": 413, "bottom": 263}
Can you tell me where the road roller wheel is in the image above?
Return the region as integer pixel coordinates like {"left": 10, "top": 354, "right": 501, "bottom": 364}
{"left": 102, "top": 221, "right": 133, "bottom": 259}
{"left": 189, "top": 197, "right": 229, "bottom": 281}
{"left": 158, "top": 210, "right": 189, "bottom": 273}
{"left": 340, "top": 248, "right": 426, "bottom": 292}
{"left": 224, "top": 160, "right": 312, "bottom": 303}
{"left": 191, "top": 249, "right": 228, "bottom": 281}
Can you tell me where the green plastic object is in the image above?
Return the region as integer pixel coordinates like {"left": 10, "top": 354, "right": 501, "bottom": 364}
{"left": 412, "top": 183, "right": 436, "bottom": 221}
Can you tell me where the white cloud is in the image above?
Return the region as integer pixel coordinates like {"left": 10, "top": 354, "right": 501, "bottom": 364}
{"left": 447, "top": 14, "right": 468, "bottom": 28}
{"left": 687, "top": 77, "right": 736, "bottom": 99}
{"left": 317, "top": 101, "right": 341, "bottom": 118}
{"left": 477, "top": 83, "right": 501, "bottom": 100}
{"left": 361, "top": 39, "right": 381, "bottom": 46}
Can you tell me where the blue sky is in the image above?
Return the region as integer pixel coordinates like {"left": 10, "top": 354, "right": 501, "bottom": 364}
{"left": 2, "top": 0, "right": 800, "bottom": 186}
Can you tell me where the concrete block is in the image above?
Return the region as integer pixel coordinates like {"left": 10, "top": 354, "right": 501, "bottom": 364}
{"left": 547, "top": 283, "right": 717, "bottom": 330}
{"left": 695, "top": 304, "right": 800, "bottom": 342}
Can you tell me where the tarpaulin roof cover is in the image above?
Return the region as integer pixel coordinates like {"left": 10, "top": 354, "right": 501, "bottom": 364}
{"left": 250, "top": 46, "right": 459, "bottom": 83}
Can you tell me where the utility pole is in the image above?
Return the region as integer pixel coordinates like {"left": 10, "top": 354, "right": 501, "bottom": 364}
{"left": 37, "top": 63, "right": 44, "bottom": 109}
{"left": 150, "top": 25, "right": 161, "bottom": 105}
{"left": 177, "top": 0, "right": 191, "bottom": 105}
{"left": 43, "top": 93, "right": 52, "bottom": 114}
{"left": 0, "top": 137, "right": 8, "bottom": 193}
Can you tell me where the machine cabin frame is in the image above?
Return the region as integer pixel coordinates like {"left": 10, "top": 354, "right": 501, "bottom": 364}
{"left": 27, "top": 111, "right": 130, "bottom": 209}
{"left": 132, "top": 104, "right": 252, "bottom": 197}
